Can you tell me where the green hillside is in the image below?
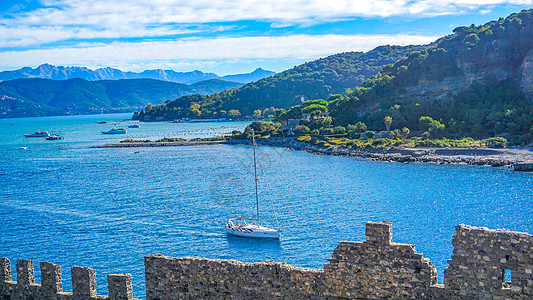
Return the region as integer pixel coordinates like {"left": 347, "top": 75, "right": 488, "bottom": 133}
{"left": 327, "top": 9, "right": 533, "bottom": 144}
{"left": 0, "top": 78, "right": 242, "bottom": 118}
{"left": 135, "top": 45, "right": 427, "bottom": 120}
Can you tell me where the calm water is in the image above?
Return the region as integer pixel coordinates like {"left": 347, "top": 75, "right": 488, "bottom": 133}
{"left": 1, "top": 113, "right": 532, "bottom": 299}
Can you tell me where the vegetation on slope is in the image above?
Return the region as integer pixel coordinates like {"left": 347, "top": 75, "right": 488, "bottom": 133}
{"left": 134, "top": 45, "right": 427, "bottom": 120}
{"left": 324, "top": 9, "right": 533, "bottom": 145}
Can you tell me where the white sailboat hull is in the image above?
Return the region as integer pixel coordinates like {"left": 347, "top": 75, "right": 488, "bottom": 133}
{"left": 225, "top": 224, "right": 280, "bottom": 239}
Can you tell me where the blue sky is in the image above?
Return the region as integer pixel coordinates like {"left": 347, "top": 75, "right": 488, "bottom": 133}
{"left": 0, "top": 1, "right": 531, "bottom": 75}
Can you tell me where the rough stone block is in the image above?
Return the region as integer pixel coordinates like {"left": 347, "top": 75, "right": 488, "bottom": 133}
{"left": 72, "top": 266, "right": 97, "bottom": 297}
{"left": 366, "top": 220, "right": 393, "bottom": 245}
{"left": 108, "top": 273, "right": 133, "bottom": 300}
{"left": 41, "top": 261, "right": 63, "bottom": 294}
{"left": 16, "top": 259, "right": 35, "bottom": 285}
{"left": 0, "top": 257, "right": 11, "bottom": 282}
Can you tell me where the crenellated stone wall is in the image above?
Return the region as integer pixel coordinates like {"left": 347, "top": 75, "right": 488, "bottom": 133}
{"left": 0, "top": 258, "right": 137, "bottom": 300}
{"left": 144, "top": 221, "right": 533, "bottom": 300}
{"left": 3, "top": 221, "right": 532, "bottom": 299}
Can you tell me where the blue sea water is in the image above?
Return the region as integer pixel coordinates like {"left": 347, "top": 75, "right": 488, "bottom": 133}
{"left": 1, "top": 113, "right": 532, "bottom": 299}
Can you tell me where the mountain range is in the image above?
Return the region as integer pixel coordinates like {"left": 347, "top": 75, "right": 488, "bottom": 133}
{"left": 0, "top": 78, "right": 243, "bottom": 118}
{"left": 0, "top": 64, "right": 275, "bottom": 85}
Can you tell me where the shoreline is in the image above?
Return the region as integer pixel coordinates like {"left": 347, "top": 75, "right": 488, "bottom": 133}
{"left": 93, "top": 138, "right": 533, "bottom": 170}
{"left": 255, "top": 138, "right": 533, "bottom": 169}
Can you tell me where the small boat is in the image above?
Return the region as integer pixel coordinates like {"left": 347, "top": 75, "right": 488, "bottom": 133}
{"left": 46, "top": 134, "right": 64, "bottom": 140}
{"left": 24, "top": 131, "right": 50, "bottom": 137}
{"left": 21, "top": 146, "right": 27, "bottom": 150}
{"left": 102, "top": 128, "right": 127, "bottom": 134}
{"left": 225, "top": 129, "right": 281, "bottom": 239}
{"left": 128, "top": 124, "right": 140, "bottom": 128}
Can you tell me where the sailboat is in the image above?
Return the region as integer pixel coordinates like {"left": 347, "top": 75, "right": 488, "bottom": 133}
{"left": 225, "top": 129, "right": 281, "bottom": 239}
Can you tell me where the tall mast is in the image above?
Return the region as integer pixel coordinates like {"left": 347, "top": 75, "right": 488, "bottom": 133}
{"left": 252, "top": 129, "right": 260, "bottom": 225}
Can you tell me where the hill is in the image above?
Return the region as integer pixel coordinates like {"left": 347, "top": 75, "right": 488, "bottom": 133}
{"left": 0, "top": 64, "right": 275, "bottom": 84}
{"left": 135, "top": 44, "right": 427, "bottom": 120}
{"left": 327, "top": 9, "right": 533, "bottom": 144}
{"left": 0, "top": 78, "right": 243, "bottom": 118}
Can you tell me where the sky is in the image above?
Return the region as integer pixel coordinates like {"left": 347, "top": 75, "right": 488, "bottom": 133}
{"left": 0, "top": 1, "right": 532, "bottom": 75}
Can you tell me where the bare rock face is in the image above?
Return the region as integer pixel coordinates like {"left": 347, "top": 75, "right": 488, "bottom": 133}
{"left": 520, "top": 49, "right": 533, "bottom": 100}
{"left": 398, "top": 42, "right": 532, "bottom": 103}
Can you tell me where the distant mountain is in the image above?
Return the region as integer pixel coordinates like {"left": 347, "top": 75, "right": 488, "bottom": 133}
{"left": 0, "top": 64, "right": 275, "bottom": 85}
{"left": 221, "top": 68, "right": 275, "bottom": 83}
{"left": 0, "top": 78, "right": 243, "bottom": 118}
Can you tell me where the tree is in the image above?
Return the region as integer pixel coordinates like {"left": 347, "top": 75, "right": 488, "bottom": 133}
{"left": 401, "top": 127, "right": 410, "bottom": 139}
{"left": 294, "top": 125, "right": 310, "bottom": 136}
{"left": 253, "top": 109, "right": 262, "bottom": 119}
{"left": 228, "top": 109, "right": 241, "bottom": 118}
{"left": 354, "top": 121, "right": 367, "bottom": 133}
{"left": 333, "top": 126, "right": 346, "bottom": 134}
{"left": 384, "top": 116, "right": 392, "bottom": 131}
{"left": 419, "top": 116, "right": 445, "bottom": 137}
{"left": 189, "top": 103, "right": 201, "bottom": 117}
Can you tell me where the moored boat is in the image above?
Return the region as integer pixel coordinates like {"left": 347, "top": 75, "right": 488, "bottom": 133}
{"left": 225, "top": 129, "right": 281, "bottom": 239}
{"left": 128, "top": 124, "right": 140, "bottom": 128}
{"left": 102, "top": 128, "right": 127, "bottom": 134}
{"left": 226, "top": 217, "right": 281, "bottom": 239}
{"left": 24, "top": 131, "right": 50, "bottom": 137}
{"left": 46, "top": 134, "right": 64, "bottom": 140}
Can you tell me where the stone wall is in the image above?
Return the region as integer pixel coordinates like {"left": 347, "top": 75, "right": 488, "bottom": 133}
{"left": 444, "top": 224, "right": 533, "bottom": 299}
{"left": 0, "top": 258, "right": 137, "bottom": 300}
{"left": 144, "top": 221, "right": 533, "bottom": 300}
{"left": 144, "top": 255, "right": 324, "bottom": 299}
{"left": 3, "top": 221, "right": 532, "bottom": 299}
{"left": 322, "top": 221, "right": 437, "bottom": 299}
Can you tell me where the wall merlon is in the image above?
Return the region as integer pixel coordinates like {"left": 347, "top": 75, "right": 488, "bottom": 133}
{"left": 71, "top": 266, "right": 97, "bottom": 298}
{"left": 365, "top": 220, "right": 393, "bottom": 245}
{"left": 108, "top": 273, "right": 133, "bottom": 300}
{"left": 0, "top": 257, "right": 11, "bottom": 282}
{"left": 16, "top": 259, "right": 35, "bottom": 285}
{"left": 41, "top": 261, "right": 63, "bottom": 294}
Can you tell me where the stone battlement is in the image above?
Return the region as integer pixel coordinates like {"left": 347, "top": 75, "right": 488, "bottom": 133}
{"left": 0, "top": 258, "right": 137, "bottom": 300}
{"left": 145, "top": 221, "right": 533, "bottom": 299}
{"left": 3, "top": 221, "right": 533, "bottom": 299}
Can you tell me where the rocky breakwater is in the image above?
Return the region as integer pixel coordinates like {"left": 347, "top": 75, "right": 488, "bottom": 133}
{"left": 92, "top": 140, "right": 225, "bottom": 148}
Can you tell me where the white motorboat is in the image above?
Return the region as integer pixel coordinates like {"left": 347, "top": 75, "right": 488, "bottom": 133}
{"left": 102, "top": 128, "right": 127, "bottom": 134}
{"left": 225, "top": 129, "right": 281, "bottom": 239}
{"left": 24, "top": 131, "right": 50, "bottom": 137}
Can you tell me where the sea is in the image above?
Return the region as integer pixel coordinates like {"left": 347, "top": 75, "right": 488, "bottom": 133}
{"left": 1, "top": 113, "right": 532, "bottom": 299}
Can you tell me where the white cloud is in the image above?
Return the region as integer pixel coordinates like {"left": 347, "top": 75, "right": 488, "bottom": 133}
{"left": 0, "top": 25, "right": 198, "bottom": 47}
{"left": 5, "top": 0, "right": 532, "bottom": 27}
{"left": 0, "top": 33, "right": 438, "bottom": 72}
{"left": 0, "top": 0, "right": 529, "bottom": 47}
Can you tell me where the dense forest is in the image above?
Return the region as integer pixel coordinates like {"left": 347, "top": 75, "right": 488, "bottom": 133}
{"left": 0, "top": 78, "right": 242, "bottom": 118}
{"left": 134, "top": 45, "right": 427, "bottom": 120}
